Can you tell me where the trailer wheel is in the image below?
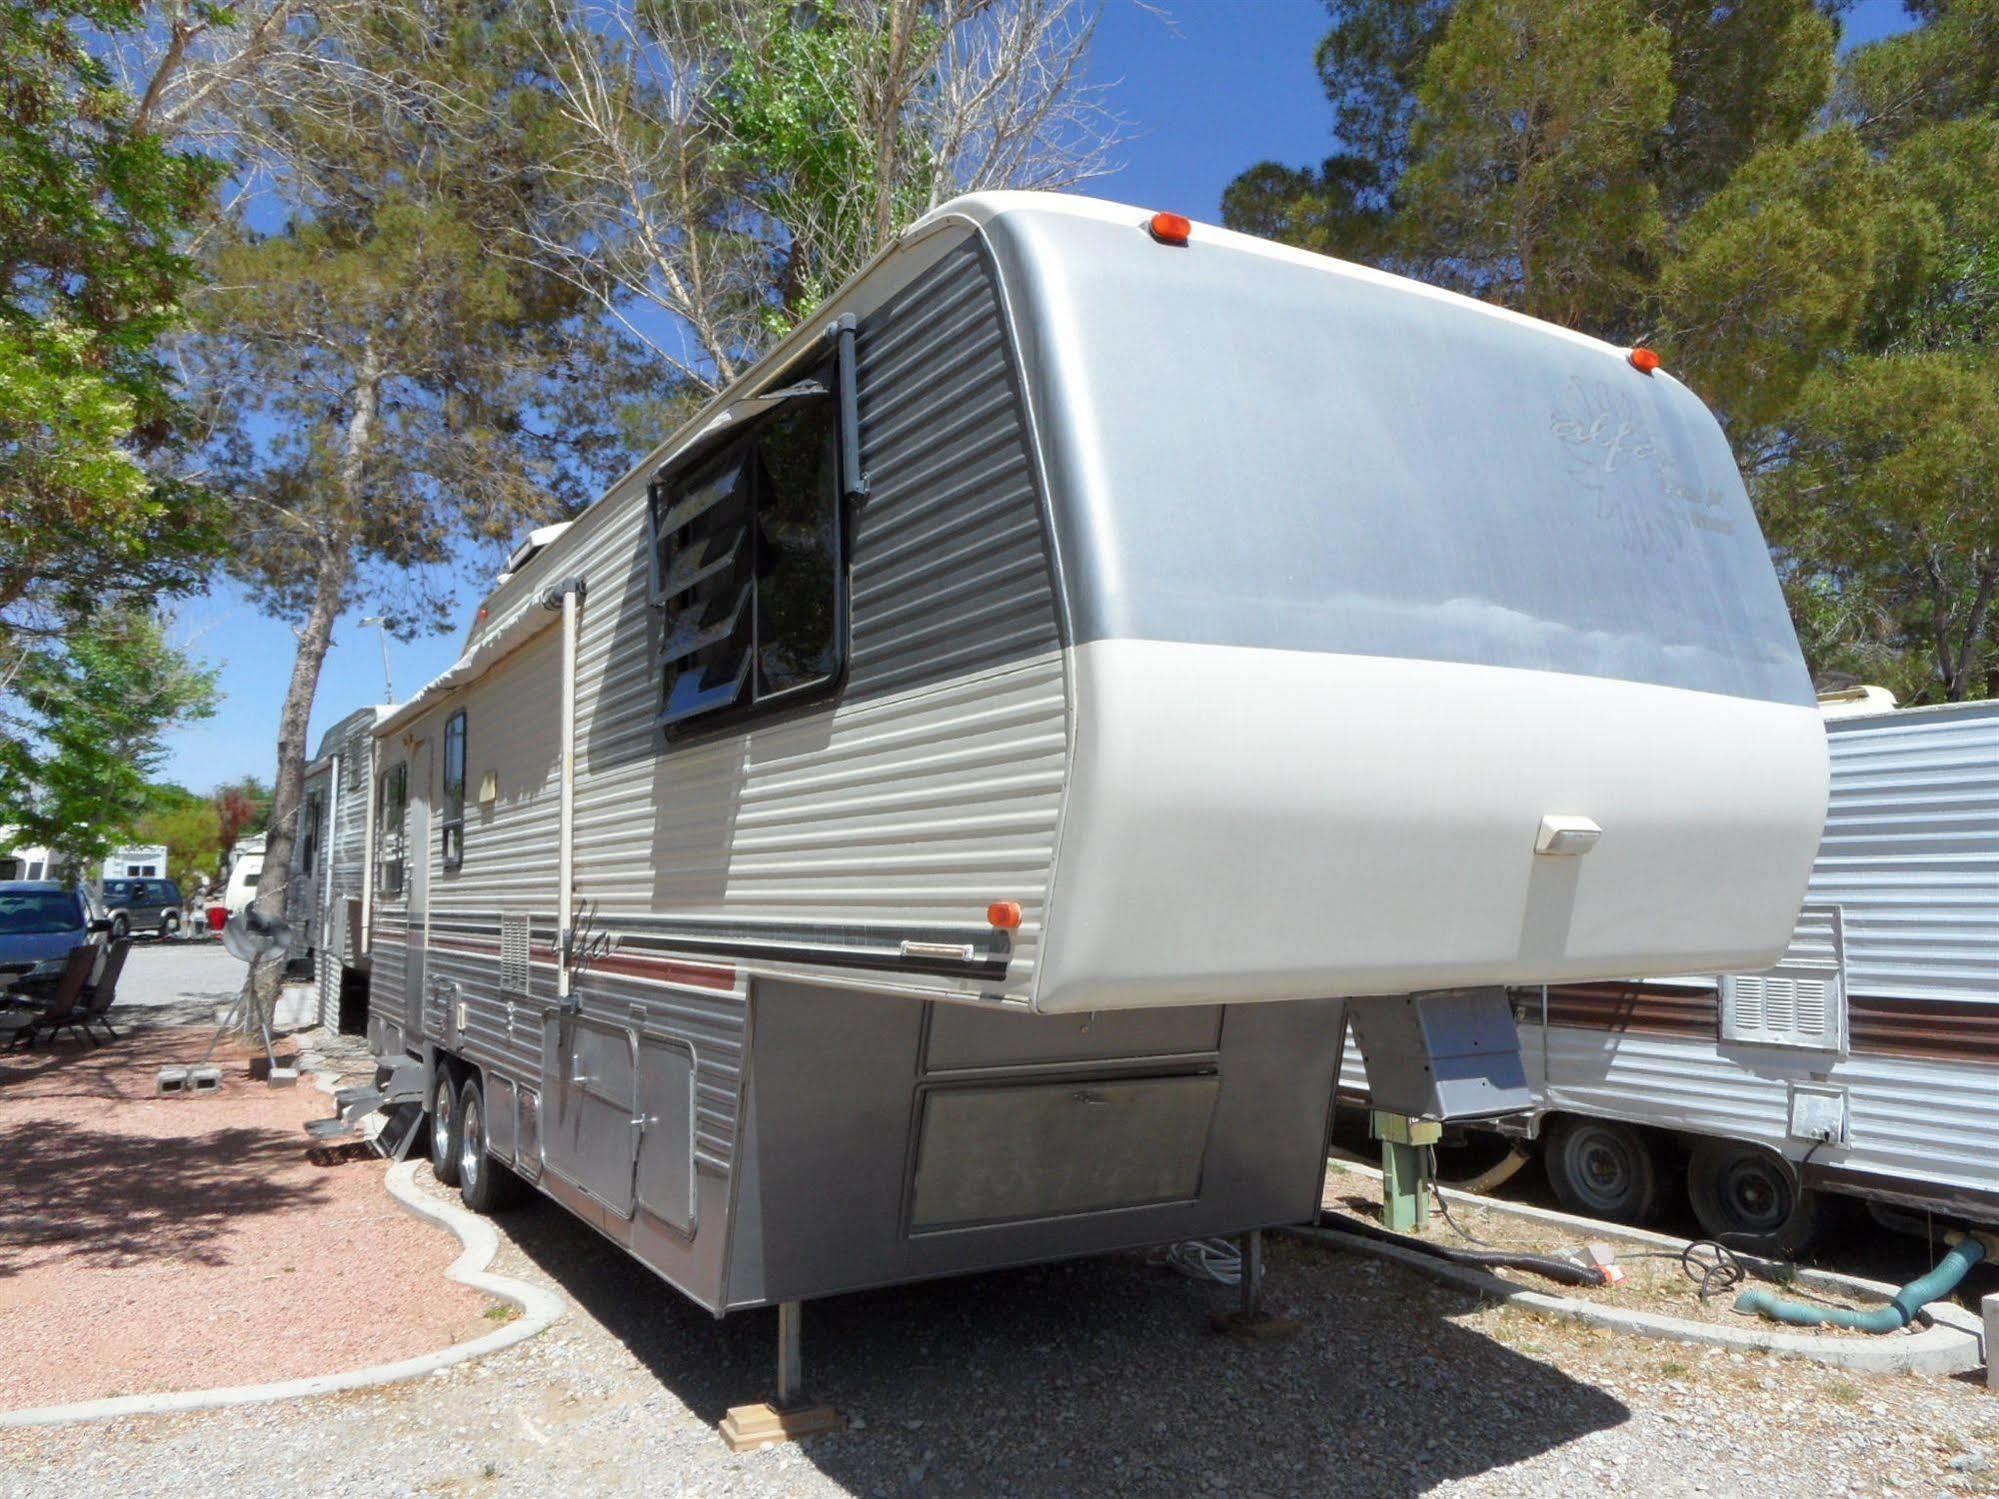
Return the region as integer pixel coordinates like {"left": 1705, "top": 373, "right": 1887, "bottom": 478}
{"left": 1543, "top": 1117, "right": 1667, "bottom": 1225}
{"left": 457, "top": 1077, "right": 528, "bottom": 1214}
{"left": 1686, "top": 1140, "right": 1822, "bottom": 1254}
{"left": 429, "top": 1068, "right": 462, "bottom": 1188}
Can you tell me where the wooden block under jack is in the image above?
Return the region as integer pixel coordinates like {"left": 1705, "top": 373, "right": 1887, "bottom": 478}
{"left": 719, "top": 1400, "right": 847, "bottom": 1452}
{"left": 1210, "top": 1309, "right": 1301, "bottom": 1341}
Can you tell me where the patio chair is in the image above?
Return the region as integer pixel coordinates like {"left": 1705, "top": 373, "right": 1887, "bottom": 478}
{"left": 0, "top": 943, "right": 99, "bottom": 1050}
{"left": 74, "top": 937, "right": 132, "bottom": 1045}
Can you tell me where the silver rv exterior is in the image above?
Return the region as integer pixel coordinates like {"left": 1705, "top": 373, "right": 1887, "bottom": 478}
{"left": 1343, "top": 698, "right": 1999, "bottom": 1239}
{"left": 356, "top": 193, "right": 1823, "bottom": 1312}
{"left": 289, "top": 705, "right": 387, "bottom": 1026}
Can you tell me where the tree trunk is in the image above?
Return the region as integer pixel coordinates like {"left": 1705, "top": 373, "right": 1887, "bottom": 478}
{"left": 245, "top": 343, "right": 381, "bottom": 1031}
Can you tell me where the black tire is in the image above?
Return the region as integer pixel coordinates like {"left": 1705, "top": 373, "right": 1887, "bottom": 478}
{"left": 457, "top": 1077, "right": 528, "bottom": 1214}
{"left": 1543, "top": 1116, "right": 1669, "bottom": 1225}
{"left": 159, "top": 911, "right": 180, "bottom": 940}
{"left": 109, "top": 914, "right": 129, "bottom": 941}
{"left": 1686, "top": 1139, "right": 1823, "bottom": 1254}
{"left": 429, "top": 1067, "right": 462, "bottom": 1187}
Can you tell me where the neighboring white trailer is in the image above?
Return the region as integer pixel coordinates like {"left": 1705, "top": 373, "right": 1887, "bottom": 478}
{"left": 336, "top": 194, "right": 1824, "bottom": 1357}
{"left": 286, "top": 706, "right": 390, "bottom": 1026}
{"left": 101, "top": 845, "right": 167, "bottom": 879}
{"left": 1343, "top": 697, "right": 1999, "bottom": 1249}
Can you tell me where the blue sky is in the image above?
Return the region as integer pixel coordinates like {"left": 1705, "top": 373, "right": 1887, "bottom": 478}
{"left": 158, "top": 0, "right": 1922, "bottom": 790}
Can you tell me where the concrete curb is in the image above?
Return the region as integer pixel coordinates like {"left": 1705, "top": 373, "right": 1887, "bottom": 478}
{"left": 0, "top": 1137, "right": 564, "bottom": 1430}
{"left": 1307, "top": 1162, "right": 1986, "bottom": 1376}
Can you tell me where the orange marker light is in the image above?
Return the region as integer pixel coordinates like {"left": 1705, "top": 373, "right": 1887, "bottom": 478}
{"left": 1148, "top": 211, "right": 1192, "bottom": 246}
{"left": 987, "top": 900, "right": 1023, "bottom": 930}
{"left": 1629, "top": 346, "right": 1662, "bottom": 374}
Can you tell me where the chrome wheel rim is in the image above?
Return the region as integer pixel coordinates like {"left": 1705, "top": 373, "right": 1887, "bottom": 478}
{"left": 459, "top": 1094, "right": 482, "bottom": 1194}
{"left": 431, "top": 1081, "right": 453, "bottom": 1165}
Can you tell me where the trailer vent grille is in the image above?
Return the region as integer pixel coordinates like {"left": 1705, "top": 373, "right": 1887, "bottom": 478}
{"left": 501, "top": 913, "right": 530, "bottom": 994}
{"left": 1720, "top": 904, "right": 1847, "bottom": 1053}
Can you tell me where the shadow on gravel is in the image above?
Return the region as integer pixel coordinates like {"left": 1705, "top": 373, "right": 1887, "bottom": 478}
{"left": 501, "top": 1199, "right": 1628, "bottom": 1496}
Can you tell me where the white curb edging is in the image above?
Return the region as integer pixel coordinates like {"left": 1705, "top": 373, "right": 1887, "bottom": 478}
{"left": 1308, "top": 1162, "right": 1985, "bottom": 1375}
{"left": 1, "top": 1153, "right": 565, "bottom": 1430}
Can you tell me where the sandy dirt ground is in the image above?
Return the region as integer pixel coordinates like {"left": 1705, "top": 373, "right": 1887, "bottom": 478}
{"left": 0, "top": 1024, "right": 490, "bottom": 1409}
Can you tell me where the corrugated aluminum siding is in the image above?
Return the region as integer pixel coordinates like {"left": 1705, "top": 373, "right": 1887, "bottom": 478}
{"left": 378, "top": 227, "right": 1069, "bottom": 1196}
{"left": 1528, "top": 1029, "right": 1999, "bottom": 1212}
{"left": 569, "top": 231, "right": 1067, "bottom": 998}
{"left": 1815, "top": 702, "right": 1999, "bottom": 1003}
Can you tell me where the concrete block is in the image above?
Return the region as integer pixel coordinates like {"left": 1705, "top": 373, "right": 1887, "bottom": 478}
{"left": 188, "top": 1065, "right": 222, "bottom": 1094}
{"left": 1985, "top": 1292, "right": 1996, "bottom": 1391}
{"left": 155, "top": 1067, "right": 189, "bottom": 1097}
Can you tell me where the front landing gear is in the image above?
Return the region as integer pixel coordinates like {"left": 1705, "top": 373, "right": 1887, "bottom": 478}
{"left": 719, "top": 1300, "right": 848, "bottom": 1452}
{"left": 1209, "top": 1230, "right": 1299, "bottom": 1340}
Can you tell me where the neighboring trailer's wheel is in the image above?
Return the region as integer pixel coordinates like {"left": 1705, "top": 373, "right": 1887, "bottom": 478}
{"left": 457, "top": 1077, "right": 528, "bottom": 1214}
{"left": 429, "top": 1068, "right": 462, "bottom": 1187}
{"left": 159, "top": 910, "right": 180, "bottom": 940}
{"left": 109, "top": 914, "right": 129, "bottom": 941}
{"left": 1543, "top": 1116, "right": 1669, "bottom": 1225}
{"left": 1686, "top": 1139, "right": 1824, "bottom": 1254}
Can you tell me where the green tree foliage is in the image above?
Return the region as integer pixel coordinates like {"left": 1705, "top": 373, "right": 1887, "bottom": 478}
{"left": 194, "top": 1, "right": 639, "bottom": 1006}
{"left": 1764, "top": 355, "right": 1998, "bottom": 701}
{"left": 1658, "top": 126, "right": 1937, "bottom": 429}
{"left": 0, "top": 612, "right": 218, "bottom": 871}
{"left": 0, "top": 2, "right": 226, "bottom": 642}
{"left": 134, "top": 783, "right": 223, "bottom": 886}
{"left": 1396, "top": 0, "right": 1675, "bottom": 329}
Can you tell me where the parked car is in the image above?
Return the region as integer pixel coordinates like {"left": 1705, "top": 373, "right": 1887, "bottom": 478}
{"left": 0, "top": 882, "right": 109, "bottom": 995}
{"left": 99, "top": 876, "right": 187, "bottom": 940}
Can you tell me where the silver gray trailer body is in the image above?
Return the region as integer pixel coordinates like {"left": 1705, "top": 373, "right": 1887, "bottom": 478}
{"left": 357, "top": 194, "right": 1824, "bottom": 1314}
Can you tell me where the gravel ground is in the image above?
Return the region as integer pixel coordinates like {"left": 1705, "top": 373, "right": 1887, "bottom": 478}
{"left": 2, "top": 1163, "right": 1994, "bottom": 1498}
{"left": 4, "top": 950, "right": 1994, "bottom": 1493}
{"left": 0, "top": 1026, "right": 489, "bottom": 1408}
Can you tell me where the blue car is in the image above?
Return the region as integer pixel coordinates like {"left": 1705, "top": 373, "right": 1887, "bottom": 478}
{"left": 0, "top": 882, "right": 109, "bottom": 995}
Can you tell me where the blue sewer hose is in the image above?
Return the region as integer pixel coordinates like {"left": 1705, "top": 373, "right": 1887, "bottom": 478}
{"left": 1734, "top": 1232, "right": 1990, "bottom": 1332}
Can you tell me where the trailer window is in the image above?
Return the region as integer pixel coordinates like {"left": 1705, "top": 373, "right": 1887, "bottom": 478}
{"left": 441, "top": 710, "right": 466, "bottom": 871}
{"left": 647, "top": 367, "right": 844, "bottom": 731}
{"left": 300, "top": 790, "right": 322, "bottom": 877}
{"left": 375, "top": 763, "right": 407, "bottom": 898}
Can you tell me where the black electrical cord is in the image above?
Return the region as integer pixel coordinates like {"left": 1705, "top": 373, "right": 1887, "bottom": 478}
{"left": 1424, "top": 1145, "right": 1497, "bottom": 1247}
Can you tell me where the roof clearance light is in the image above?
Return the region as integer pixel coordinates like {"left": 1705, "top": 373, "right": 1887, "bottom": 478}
{"left": 987, "top": 900, "right": 1023, "bottom": 930}
{"left": 1629, "top": 346, "right": 1662, "bottom": 374}
{"left": 1148, "top": 211, "right": 1192, "bottom": 246}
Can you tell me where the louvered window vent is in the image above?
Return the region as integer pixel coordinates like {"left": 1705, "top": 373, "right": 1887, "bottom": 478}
{"left": 1720, "top": 904, "right": 1847, "bottom": 1052}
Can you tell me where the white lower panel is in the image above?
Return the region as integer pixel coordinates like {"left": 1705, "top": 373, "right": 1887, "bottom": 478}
{"left": 1034, "top": 640, "right": 1826, "bottom": 1011}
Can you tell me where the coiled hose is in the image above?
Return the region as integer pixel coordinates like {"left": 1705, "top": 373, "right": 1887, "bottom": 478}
{"left": 1734, "top": 1231, "right": 1989, "bottom": 1331}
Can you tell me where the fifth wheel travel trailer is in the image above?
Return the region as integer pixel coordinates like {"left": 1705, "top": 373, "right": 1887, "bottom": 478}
{"left": 319, "top": 193, "right": 1827, "bottom": 1402}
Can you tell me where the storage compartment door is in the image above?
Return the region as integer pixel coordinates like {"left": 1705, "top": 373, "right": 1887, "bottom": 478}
{"left": 909, "top": 1073, "right": 1220, "bottom": 1231}
{"left": 541, "top": 1015, "right": 638, "bottom": 1218}
{"left": 634, "top": 1036, "right": 697, "bottom": 1236}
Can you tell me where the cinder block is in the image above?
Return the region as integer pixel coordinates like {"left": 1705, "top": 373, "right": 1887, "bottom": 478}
{"left": 155, "top": 1066, "right": 189, "bottom": 1097}
{"left": 188, "top": 1065, "right": 222, "bottom": 1094}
